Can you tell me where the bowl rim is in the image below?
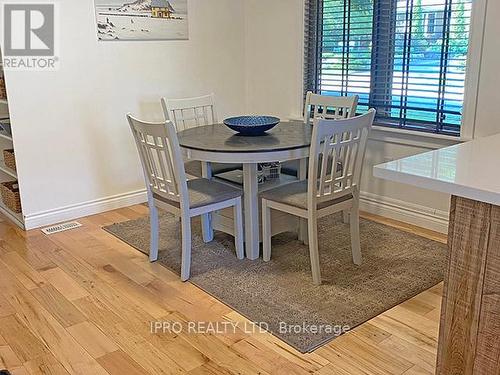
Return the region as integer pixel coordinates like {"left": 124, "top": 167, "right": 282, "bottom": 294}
{"left": 223, "top": 115, "right": 281, "bottom": 127}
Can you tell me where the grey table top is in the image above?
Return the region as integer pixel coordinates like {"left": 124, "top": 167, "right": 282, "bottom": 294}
{"left": 178, "top": 121, "right": 312, "bottom": 153}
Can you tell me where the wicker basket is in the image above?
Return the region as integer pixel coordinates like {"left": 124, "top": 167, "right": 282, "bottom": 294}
{"left": 3, "top": 149, "right": 16, "bottom": 171}
{"left": 0, "top": 76, "right": 6, "bottom": 100}
{"left": 261, "top": 162, "right": 281, "bottom": 181}
{"left": 0, "top": 181, "right": 21, "bottom": 213}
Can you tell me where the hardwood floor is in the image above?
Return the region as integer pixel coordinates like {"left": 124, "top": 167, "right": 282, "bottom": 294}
{"left": 0, "top": 206, "right": 447, "bottom": 375}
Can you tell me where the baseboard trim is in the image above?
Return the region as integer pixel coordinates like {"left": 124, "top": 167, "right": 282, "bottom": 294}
{"left": 359, "top": 191, "right": 449, "bottom": 234}
{"left": 23, "top": 188, "right": 449, "bottom": 234}
{"left": 24, "top": 189, "right": 148, "bottom": 230}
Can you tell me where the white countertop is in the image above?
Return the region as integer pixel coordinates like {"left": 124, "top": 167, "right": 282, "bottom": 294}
{"left": 373, "top": 133, "right": 500, "bottom": 206}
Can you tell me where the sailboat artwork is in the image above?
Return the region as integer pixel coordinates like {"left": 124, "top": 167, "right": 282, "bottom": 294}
{"left": 94, "top": 0, "right": 188, "bottom": 41}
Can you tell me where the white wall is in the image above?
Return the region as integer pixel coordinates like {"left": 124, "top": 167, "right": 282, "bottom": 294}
{"left": 4, "top": 0, "right": 499, "bottom": 230}
{"left": 472, "top": 0, "right": 500, "bottom": 138}
{"left": 4, "top": 0, "right": 246, "bottom": 228}
{"left": 243, "top": 0, "right": 500, "bottom": 233}
{"left": 244, "top": 0, "right": 304, "bottom": 119}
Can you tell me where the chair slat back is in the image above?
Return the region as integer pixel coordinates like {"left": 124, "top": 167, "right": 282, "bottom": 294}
{"left": 304, "top": 91, "right": 359, "bottom": 125}
{"left": 128, "top": 114, "right": 188, "bottom": 205}
{"left": 308, "top": 109, "right": 375, "bottom": 205}
{"left": 161, "top": 94, "right": 218, "bottom": 132}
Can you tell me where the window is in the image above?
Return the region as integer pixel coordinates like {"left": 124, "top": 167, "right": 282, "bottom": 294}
{"left": 304, "top": 0, "right": 473, "bottom": 136}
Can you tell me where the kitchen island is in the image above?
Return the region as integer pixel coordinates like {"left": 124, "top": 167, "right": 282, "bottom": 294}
{"left": 374, "top": 133, "right": 500, "bottom": 375}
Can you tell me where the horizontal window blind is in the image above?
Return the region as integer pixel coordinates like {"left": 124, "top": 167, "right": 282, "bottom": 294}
{"left": 304, "top": 0, "right": 323, "bottom": 96}
{"left": 305, "top": 0, "right": 473, "bottom": 136}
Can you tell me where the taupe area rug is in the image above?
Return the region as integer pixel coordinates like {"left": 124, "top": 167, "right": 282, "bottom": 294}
{"left": 104, "top": 212, "right": 446, "bottom": 353}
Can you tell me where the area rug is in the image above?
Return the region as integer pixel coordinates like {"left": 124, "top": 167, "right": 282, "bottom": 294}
{"left": 104, "top": 212, "right": 446, "bottom": 353}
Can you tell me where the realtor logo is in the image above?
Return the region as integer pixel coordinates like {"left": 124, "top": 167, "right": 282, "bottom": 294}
{"left": 2, "top": 3, "right": 59, "bottom": 70}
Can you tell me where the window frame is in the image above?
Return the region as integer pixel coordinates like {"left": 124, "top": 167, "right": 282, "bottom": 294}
{"left": 303, "top": 0, "right": 487, "bottom": 141}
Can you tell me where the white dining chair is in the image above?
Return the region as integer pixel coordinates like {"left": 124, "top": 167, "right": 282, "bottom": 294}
{"left": 282, "top": 92, "right": 359, "bottom": 177}
{"left": 304, "top": 91, "right": 359, "bottom": 124}
{"left": 284, "top": 92, "right": 361, "bottom": 234}
{"left": 128, "top": 114, "right": 244, "bottom": 281}
{"left": 160, "top": 94, "right": 241, "bottom": 178}
{"left": 261, "top": 110, "right": 376, "bottom": 285}
{"left": 307, "top": 92, "right": 359, "bottom": 225}
{"left": 161, "top": 94, "right": 218, "bottom": 131}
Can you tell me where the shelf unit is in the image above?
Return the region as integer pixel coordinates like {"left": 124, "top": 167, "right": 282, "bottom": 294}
{"left": 0, "top": 159, "right": 16, "bottom": 179}
{"left": 215, "top": 169, "right": 298, "bottom": 193}
{"left": 0, "top": 130, "right": 12, "bottom": 142}
{"left": 0, "top": 198, "right": 24, "bottom": 227}
{"left": 0, "top": 47, "right": 24, "bottom": 229}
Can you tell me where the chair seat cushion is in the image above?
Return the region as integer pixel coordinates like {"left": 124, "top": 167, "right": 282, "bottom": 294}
{"left": 154, "top": 178, "right": 242, "bottom": 209}
{"left": 184, "top": 160, "right": 242, "bottom": 178}
{"left": 260, "top": 181, "right": 352, "bottom": 210}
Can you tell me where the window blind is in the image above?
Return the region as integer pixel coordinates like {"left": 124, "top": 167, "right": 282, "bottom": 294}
{"left": 305, "top": 0, "right": 473, "bottom": 136}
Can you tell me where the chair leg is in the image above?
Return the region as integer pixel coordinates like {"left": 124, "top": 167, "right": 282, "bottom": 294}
{"left": 342, "top": 210, "right": 350, "bottom": 224}
{"left": 262, "top": 199, "right": 272, "bottom": 262}
{"left": 180, "top": 216, "right": 192, "bottom": 281}
{"left": 301, "top": 219, "right": 309, "bottom": 245}
{"left": 307, "top": 215, "right": 322, "bottom": 285}
{"left": 350, "top": 204, "right": 362, "bottom": 265}
{"left": 298, "top": 219, "right": 309, "bottom": 245}
{"left": 298, "top": 157, "right": 308, "bottom": 245}
{"left": 149, "top": 204, "right": 159, "bottom": 262}
{"left": 201, "top": 213, "right": 213, "bottom": 243}
{"left": 233, "top": 198, "right": 244, "bottom": 260}
{"left": 201, "top": 161, "right": 214, "bottom": 243}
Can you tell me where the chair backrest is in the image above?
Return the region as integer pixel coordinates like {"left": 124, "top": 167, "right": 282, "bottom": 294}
{"left": 161, "top": 94, "right": 218, "bottom": 132}
{"left": 308, "top": 109, "right": 376, "bottom": 206}
{"left": 304, "top": 91, "right": 359, "bottom": 126}
{"left": 128, "top": 114, "right": 188, "bottom": 207}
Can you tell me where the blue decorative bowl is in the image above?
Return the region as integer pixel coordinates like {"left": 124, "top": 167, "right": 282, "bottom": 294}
{"left": 223, "top": 116, "right": 280, "bottom": 136}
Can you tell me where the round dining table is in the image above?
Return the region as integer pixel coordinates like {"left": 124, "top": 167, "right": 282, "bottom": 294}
{"left": 178, "top": 120, "right": 312, "bottom": 260}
